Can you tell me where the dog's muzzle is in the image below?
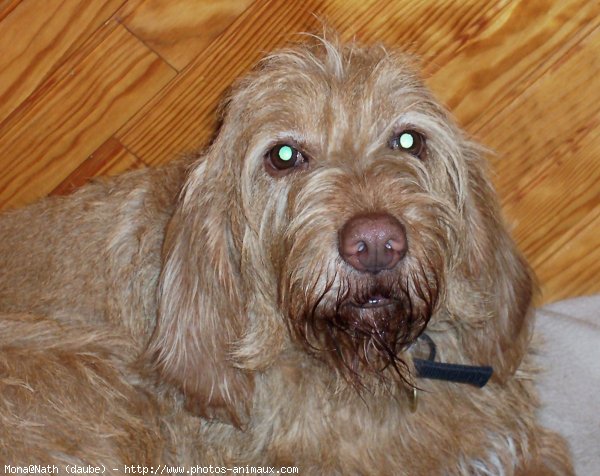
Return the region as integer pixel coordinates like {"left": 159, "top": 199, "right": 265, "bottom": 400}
{"left": 337, "top": 211, "right": 413, "bottom": 324}
{"left": 286, "top": 211, "right": 436, "bottom": 383}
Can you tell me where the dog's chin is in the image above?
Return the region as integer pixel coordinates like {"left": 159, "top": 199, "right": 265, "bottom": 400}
{"left": 290, "top": 281, "right": 435, "bottom": 387}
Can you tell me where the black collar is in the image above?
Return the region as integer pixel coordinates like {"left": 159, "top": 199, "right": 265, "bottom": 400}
{"left": 413, "top": 333, "right": 493, "bottom": 387}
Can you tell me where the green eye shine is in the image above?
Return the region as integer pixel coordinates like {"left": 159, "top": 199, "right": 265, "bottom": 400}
{"left": 399, "top": 132, "right": 414, "bottom": 150}
{"left": 391, "top": 130, "right": 425, "bottom": 158}
{"left": 267, "top": 144, "right": 306, "bottom": 173}
{"left": 278, "top": 145, "right": 294, "bottom": 162}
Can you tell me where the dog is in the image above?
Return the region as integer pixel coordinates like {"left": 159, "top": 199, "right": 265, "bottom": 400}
{"left": 0, "top": 37, "right": 574, "bottom": 474}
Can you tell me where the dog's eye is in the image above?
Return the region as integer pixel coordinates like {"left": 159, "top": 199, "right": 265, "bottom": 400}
{"left": 266, "top": 144, "right": 306, "bottom": 174}
{"left": 390, "top": 130, "right": 426, "bottom": 159}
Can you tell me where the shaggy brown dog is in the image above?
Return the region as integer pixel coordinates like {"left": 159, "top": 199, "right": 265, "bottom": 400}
{"left": 0, "top": 38, "right": 573, "bottom": 474}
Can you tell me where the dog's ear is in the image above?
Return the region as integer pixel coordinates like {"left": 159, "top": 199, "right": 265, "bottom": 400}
{"left": 147, "top": 135, "right": 253, "bottom": 427}
{"left": 460, "top": 150, "right": 535, "bottom": 381}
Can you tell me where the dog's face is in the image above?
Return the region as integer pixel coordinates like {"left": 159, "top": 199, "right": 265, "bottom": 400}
{"left": 150, "top": 39, "right": 533, "bottom": 425}
{"left": 229, "top": 44, "right": 468, "bottom": 383}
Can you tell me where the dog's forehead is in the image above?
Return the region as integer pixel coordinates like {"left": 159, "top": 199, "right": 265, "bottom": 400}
{"left": 238, "top": 43, "right": 431, "bottom": 152}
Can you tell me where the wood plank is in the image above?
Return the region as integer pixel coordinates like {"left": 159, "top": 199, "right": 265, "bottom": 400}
{"left": 117, "top": 0, "right": 254, "bottom": 71}
{"left": 538, "top": 207, "right": 600, "bottom": 302}
{"left": 426, "top": 0, "right": 600, "bottom": 131}
{"left": 317, "top": 0, "right": 504, "bottom": 70}
{"left": 0, "top": 0, "right": 126, "bottom": 124}
{"left": 51, "top": 138, "right": 146, "bottom": 196}
{"left": 0, "top": 20, "right": 176, "bottom": 209}
{"left": 477, "top": 29, "right": 600, "bottom": 302}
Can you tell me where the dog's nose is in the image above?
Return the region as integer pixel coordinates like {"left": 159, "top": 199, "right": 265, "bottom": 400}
{"left": 338, "top": 213, "right": 407, "bottom": 273}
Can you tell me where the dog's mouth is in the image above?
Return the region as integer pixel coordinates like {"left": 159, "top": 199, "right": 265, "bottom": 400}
{"left": 286, "top": 269, "right": 439, "bottom": 389}
{"left": 349, "top": 294, "right": 398, "bottom": 309}
{"left": 336, "top": 287, "right": 419, "bottom": 345}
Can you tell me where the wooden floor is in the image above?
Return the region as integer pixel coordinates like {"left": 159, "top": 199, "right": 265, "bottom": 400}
{"left": 0, "top": 0, "right": 598, "bottom": 304}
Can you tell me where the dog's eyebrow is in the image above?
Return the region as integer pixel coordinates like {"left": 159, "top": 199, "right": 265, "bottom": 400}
{"left": 375, "top": 109, "right": 455, "bottom": 150}
{"left": 245, "top": 131, "right": 307, "bottom": 160}
{"left": 365, "top": 110, "right": 424, "bottom": 156}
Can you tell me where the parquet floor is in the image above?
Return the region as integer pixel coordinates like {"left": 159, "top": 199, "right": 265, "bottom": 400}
{"left": 0, "top": 0, "right": 598, "bottom": 304}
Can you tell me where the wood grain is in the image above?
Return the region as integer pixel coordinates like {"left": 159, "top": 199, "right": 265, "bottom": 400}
{"left": 117, "top": 0, "right": 254, "bottom": 70}
{"left": 0, "top": 20, "right": 175, "bottom": 209}
{"left": 427, "top": 0, "right": 600, "bottom": 131}
{"left": 51, "top": 138, "right": 145, "bottom": 196}
{"left": 0, "top": 0, "right": 22, "bottom": 21}
{"left": 0, "top": 0, "right": 125, "bottom": 123}
{"left": 316, "top": 0, "right": 505, "bottom": 67}
{"left": 538, "top": 207, "right": 600, "bottom": 302}
{"left": 477, "top": 28, "right": 600, "bottom": 302}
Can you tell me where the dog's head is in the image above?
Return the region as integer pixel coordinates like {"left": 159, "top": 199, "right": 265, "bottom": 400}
{"left": 148, "top": 38, "right": 533, "bottom": 426}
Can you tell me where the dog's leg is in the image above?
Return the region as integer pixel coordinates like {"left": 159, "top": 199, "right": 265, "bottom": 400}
{"left": 0, "top": 314, "right": 173, "bottom": 469}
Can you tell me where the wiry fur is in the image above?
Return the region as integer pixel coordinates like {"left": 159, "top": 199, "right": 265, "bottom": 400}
{"left": 0, "top": 37, "right": 573, "bottom": 474}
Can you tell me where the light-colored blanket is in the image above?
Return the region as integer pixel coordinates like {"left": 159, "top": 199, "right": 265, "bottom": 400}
{"left": 536, "top": 294, "right": 600, "bottom": 475}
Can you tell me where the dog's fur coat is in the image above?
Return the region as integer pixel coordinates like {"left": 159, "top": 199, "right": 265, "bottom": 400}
{"left": 0, "top": 38, "right": 573, "bottom": 474}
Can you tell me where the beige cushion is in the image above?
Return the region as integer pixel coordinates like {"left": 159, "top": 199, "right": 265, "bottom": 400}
{"left": 536, "top": 295, "right": 600, "bottom": 475}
